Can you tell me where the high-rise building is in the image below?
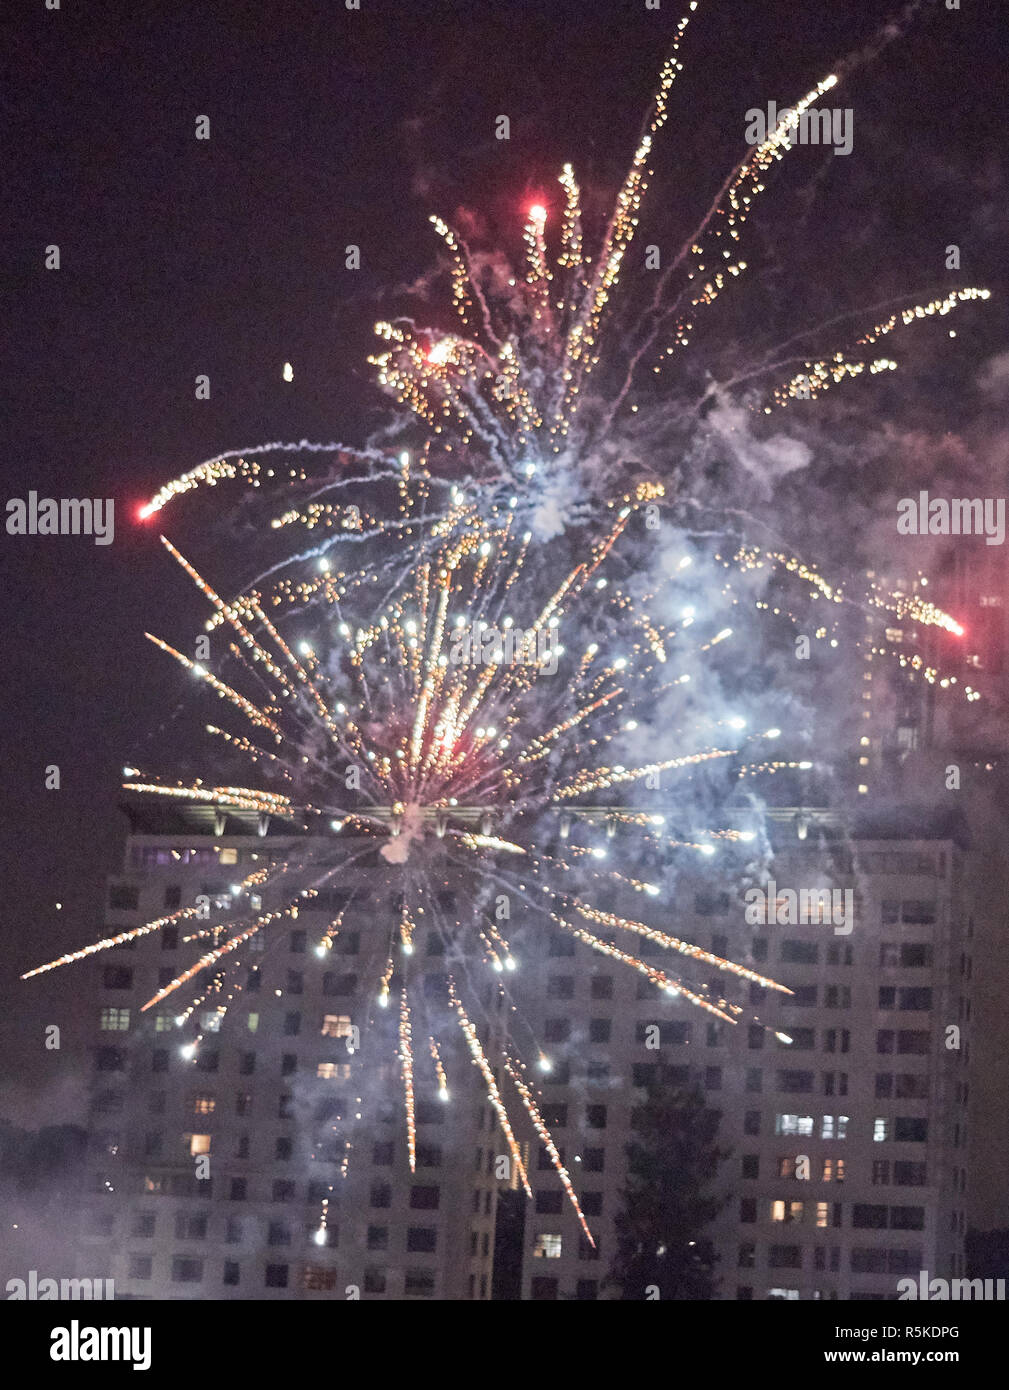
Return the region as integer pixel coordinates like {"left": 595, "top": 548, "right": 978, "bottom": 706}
{"left": 508, "top": 806, "right": 975, "bottom": 1300}
{"left": 77, "top": 800, "right": 980, "bottom": 1300}
{"left": 78, "top": 801, "right": 499, "bottom": 1300}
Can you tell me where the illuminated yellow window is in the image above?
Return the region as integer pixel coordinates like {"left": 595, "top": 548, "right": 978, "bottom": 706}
{"left": 190, "top": 1134, "right": 211, "bottom": 1156}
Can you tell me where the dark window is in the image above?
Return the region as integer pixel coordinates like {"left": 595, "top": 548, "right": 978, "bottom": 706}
{"left": 544, "top": 1018, "right": 571, "bottom": 1043}
{"left": 367, "top": 1226, "right": 388, "bottom": 1251}
{"left": 102, "top": 966, "right": 133, "bottom": 990}
{"left": 283, "top": 1013, "right": 301, "bottom": 1036}
{"left": 289, "top": 930, "right": 306, "bottom": 953}
{"left": 589, "top": 1018, "right": 611, "bottom": 1044}
{"left": 162, "top": 925, "right": 179, "bottom": 948}
{"left": 163, "top": 886, "right": 182, "bottom": 911}
{"left": 590, "top": 976, "right": 613, "bottom": 999}
{"left": 582, "top": 1148, "right": 604, "bottom": 1173}
{"left": 781, "top": 940, "right": 819, "bottom": 964}
{"left": 372, "top": 1142, "right": 394, "bottom": 1166}
{"left": 370, "top": 1183, "right": 392, "bottom": 1209}
{"left": 541, "top": 1104, "right": 567, "bottom": 1127}
{"left": 548, "top": 937, "right": 575, "bottom": 957}
{"left": 407, "top": 1227, "right": 437, "bottom": 1253}
{"left": 531, "top": 1276, "right": 558, "bottom": 1300}
{"left": 547, "top": 976, "right": 574, "bottom": 999}
{"left": 171, "top": 1257, "right": 203, "bottom": 1283}
{"left": 223, "top": 1260, "right": 240, "bottom": 1286}
{"left": 852, "top": 1204, "right": 888, "bottom": 1229}
{"left": 239, "top": 1053, "right": 256, "bottom": 1075}
{"left": 109, "top": 885, "right": 139, "bottom": 911}
{"left": 364, "top": 1269, "right": 386, "bottom": 1293}
{"left": 894, "top": 1117, "right": 928, "bottom": 1142}
{"left": 585, "top": 1105, "right": 607, "bottom": 1129}
{"left": 410, "top": 1186, "right": 440, "bottom": 1210}
{"left": 535, "top": 1190, "right": 563, "bottom": 1214}
{"left": 741, "top": 1155, "right": 759, "bottom": 1180}
{"left": 272, "top": 1180, "right": 295, "bottom": 1202}
{"left": 264, "top": 1265, "right": 288, "bottom": 1288}
{"left": 229, "top": 1178, "right": 246, "bottom": 1201}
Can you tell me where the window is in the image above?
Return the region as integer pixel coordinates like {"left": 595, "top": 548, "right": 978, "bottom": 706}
{"left": 544, "top": 1018, "right": 571, "bottom": 1043}
{"left": 771, "top": 1201, "right": 804, "bottom": 1224}
{"left": 590, "top": 976, "right": 613, "bottom": 999}
{"left": 768, "top": 1245, "right": 802, "bottom": 1269}
{"left": 128, "top": 1256, "right": 152, "bottom": 1280}
{"left": 229, "top": 1178, "right": 246, "bottom": 1201}
{"left": 102, "top": 966, "right": 133, "bottom": 990}
{"left": 370, "top": 1183, "right": 392, "bottom": 1209}
{"left": 321, "top": 1015, "right": 354, "bottom": 1039}
{"left": 582, "top": 1148, "right": 605, "bottom": 1172}
{"left": 740, "top": 1198, "right": 757, "bottom": 1224}
{"left": 781, "top": 940, "right": 818, "bottom": 964}
{"left": 541, "top": 1104, "right": 567, "bottom": 1127}
{"left": 852, "top": 1204, "right": 887, "bottom": 1229}
{"left": 367, "top": 1226, "right": 388, "bottom": 1251}
{"left": 585, "top": 1105, "right": 607, "bottom": 1130}
{"left": 576, "top": 1279, "right": 598, "bottom": 1300}
{"left": 895, "top": 1073, "right": 929, "bottom": 1100}
{"left": 407, "top": 1227, "right": 437, "bottom": 1253}
{"left": 778, "top": 1070, "right": 814, "bottom": 1093}
{"left": 894, "top": 1117, "right": 928, "bottom": 1142}
{"left": 748, "top": 1025, "right": 765, "bottom": 1050}
{"left": 589, "top": 1018, "right": 611, "bottom": 1044}
{"left": 894, "top": 1161, "right": 927, "bottom": 1186}
{"left": 873, "top": 1117, "right": 889, "bottom": 1142}
{"left": 109, "top": 885, "right": 139, "bottom": 911}
{"left": 897, "top": 1031, "right": 929, "bottom": 1055}
{"left": 535, "top": 1191, "right": 563, "bottom": 1214}
{"left": 531, "top": 1276, "right": 559, "bottom": 1299}
{"left": 547, "top": 976, "right": 574, "bottom": 999}
{"left": 289, "top": 930, "right": 306, "bottom": 953}
{"left": 775, "top": 1114, "right": 813, "bottom": 1137}
{"left": 283, "top": 1012, "right": 301, "bottom": 1036}
{"left": 171, "top": 1257, "right": 203, "bottom": 1284}
{"left": 410, "top": 1185, "right": 440, "bottom": 1210}
{"left": 738, "top": 1243, "right": 755, "bottom": 1268}
{"left": 404, "top": 1269, "right": 435, "bottom": 1297}
{"left": 100, "top": 1007, "right": 130, "bottom": 1031}
{"left": 95, "top": 1047, "right": 126, "bottom": 1072}
{"left": 533, "top": 1233, "right": 562, "bottom": 1259}
{"left": 223, "top": 1261, "right": 240, "bottom": 1287}
{"left": 264, "top": 1265, "right": 288, "bottom": 1289}
{"left": 131, "top": 1212, "right": 156, "bottom": 1238}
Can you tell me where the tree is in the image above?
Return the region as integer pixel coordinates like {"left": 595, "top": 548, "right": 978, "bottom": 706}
{"left": 606, "top": 1081, "right": 728, "bottom": 1300}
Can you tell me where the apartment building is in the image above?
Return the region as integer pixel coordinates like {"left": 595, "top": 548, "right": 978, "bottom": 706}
{"left": 77, "top": 798, "right": 978, "bottom": 1300}
{"left": 509, "top": 805, "right": 975, "bottom": 1300}
{"left": 78, "top": 801, "right": 499, "bottom": 1300}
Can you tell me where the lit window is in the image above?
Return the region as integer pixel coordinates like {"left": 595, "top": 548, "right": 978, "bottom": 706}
{"left": 247, "top": 1013, "right": 259, "bottom": 1033}
{"left": 775, "top": 1114, "right": 813, "bottom": 1136}
{"left": 219, "top": 848, "right": 238, "bottom": 865}
{"left": 322, "top": 1015, "right": 354, "bottom": 1038}
{"left": 873, "top": 1117, "right": 889, "bottom": 1142}
{"left": 193, "top": 1095, "right": 216, "bottom": 1115}
{"left": 154, "top": 1013, "right": 174, "bottom": 1033}
{"left": 816, "top": 1202, "right": 829, "bottom": 1228}
{"left": 201, "top": 1011, "right": 222, "bottom": 1033}
{"left": 190, "top": 1134, "right": 211, "bottom": 1156}
{"left": 771, "top": 1201, "right": 803, "bottom": 1223}
{"left": 533, "top": 1234, "right": 562, "bottom": 1259}
{"left": 100, "top": 1007, "right": 130, "bottom": 1031}
{"left": 317, "top": 1062, "right": 352, "bottom": 1080}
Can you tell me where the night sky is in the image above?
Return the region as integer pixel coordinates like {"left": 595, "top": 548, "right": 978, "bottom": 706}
{"left": 2, "top": 0, "right": 1006, "bottom": 1125}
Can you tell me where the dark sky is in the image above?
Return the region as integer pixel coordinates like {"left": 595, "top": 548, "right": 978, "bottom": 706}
{"left": 1, "top": 0, "right": 1005, "bottom": 1123}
